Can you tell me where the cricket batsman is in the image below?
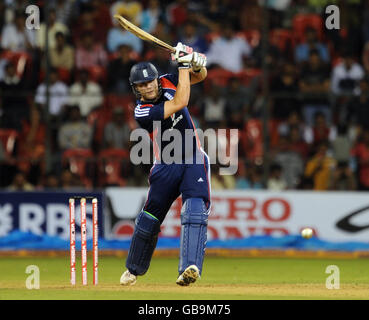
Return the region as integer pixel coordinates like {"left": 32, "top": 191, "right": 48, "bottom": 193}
{"left": 120, "top": 42, "right": 210, "bottom": 286}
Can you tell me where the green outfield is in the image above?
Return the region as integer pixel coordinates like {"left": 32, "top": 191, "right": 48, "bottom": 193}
{"left": 0, "top": 256, "right": 369, "bottom": 300}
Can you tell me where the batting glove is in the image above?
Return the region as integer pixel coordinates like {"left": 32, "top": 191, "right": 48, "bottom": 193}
{"left": 192, "top": 52, "right": 207, "bottom": 72}
{"left": 172, "top": 42, "right": 193, "bottom": 69}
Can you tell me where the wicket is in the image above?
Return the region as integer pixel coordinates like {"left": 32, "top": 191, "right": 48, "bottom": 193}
{"left": 69, "top": 196, "right": 98, "bottom": 286}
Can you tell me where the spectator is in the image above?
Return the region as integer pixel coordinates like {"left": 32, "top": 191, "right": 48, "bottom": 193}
{"left": 362, "top": 41, "right": 369, "bottom": 75}
{"left": 233, "top": 164, "right": 264, "bottom": 190}
{"left": 195, "top": 0, "right": 228, "bottom": 32}
{"left": 299, "top": 49, "right": 331, "bottom": 126}
{"left": 37, "top": 8, "right": 69, "bottom": 51}
{"left": 201, "top": 83, "right": 226, "bottom": 128}
{"left": 247, "top": 165, "right": 264, "bottom": 189}
{"left": 225, "top": 77, "right": 251, "bottom": 129}
{"left": 58, "top": 105, "right": 93, "bottom": 151}
{"left": 17, "top": 104, "right": 46, "bottom": 186}
{"left": 206, "top": 22, "right": 251, "bottom": 73}
{"left": 107, "top": 23, "right": 143, "bottom": 54}
{"left": 69, "top": 69, "right": 103, "bottom": 117}
{"left": 278, "top": 110, "right": 306, "bottom": 140}
{"left": 2, "top": 0, "right": 28, "bottom": 25}
{"left": 235, "top": 161, "right": 251, "bottom": 189}
{"left": 103, "top": 107, "right": 131, "bottom": 149}
{"left": 330, "top": 161, "right": 356, "bottom": 190}
{"left": 271, "top": 62, "right": 300, "bottom": 120}
{"left": 0, "top": 61, "right": 29, "bottom": 131}
{"left": 72, "top": 0, "right": 111, "bottom": 45}
{"left": 297, "top": 176, "right": 314, "bottom": 190}
{"left": 60, "top": 168, "right": 83, "bottom": 190}
{"left": 295, "top": 27, "right": 329, "bottom": 64}
{"left": 140, "top": 0, "right": 163, "bottom": 33}
{"left": 356, "top": 78, "right": 369, "bottom": 129}
{"left": 351, "top": 128, "right": 369, "bottom": 190}
{"left": 288, "top": 125, "right": 310, "bottom": 160}
{"left": 52, "top": 0, "right": 76, "bottom": 25}
{"left": 148, "top": 46, "right": 175, "bottom": 76}
{"left": 239, "top": 1, "right": 263, "bottom": 31}
{"left": 267, "top": 163, "right": 287, "bottom": 191}
{"left": 166, "top": 0, "right": 189, "bottom": 29}
{"left": 43, "top": 172, "right": 60, "bottom": 190}
{"left": 272, "top": 135, "right": 305, "bottom": 189}
{"left": 75, "top": 33, "right": 108, "bottom": 70}
{"left": 331, "top": 50, "right": 365, "bottom": 96}
{"left": 50, "top": 31, "right": 74, "bottom": 71}
{"left": 151, "top": 19, "right": 173, "bottom": 49}
{"left": 0, "top": 1, "right": 5, "bottom": 33}
{"left": 251, "top": 41, "right": 281, "bottom": 69}
{"left": 110, "top": 0, "right": 143, "bottom": 26}
{"left": 35, "top": 67, "right": 69, "bottom": 118}
{"left": 211, "top": 165, "right": 236, "bottom": 189}
{"left": 178, "top": 21, "right": 208, "bottom": 54}
{"left": 303, "top": 111, "right": 337, "bottom": 147}
{"left": 7, "top": 171, "right": 35, "bottom": 191}
{"left": 304, "top": 140, "right": 336, "bottom": 191}
{"left": 331, "top": 124, "right": 352, "bottom": 165}
{"left": 0, "top": 141, "right": 13, "bottom": 188}
{"left": 0, "top": 54, "right": 7, "bottom": 81}
{"left": 1, "top": 10, "right": 36, "bottom": 52}
{"left": 107, "top": 44, "right": 136, "bottom": 93}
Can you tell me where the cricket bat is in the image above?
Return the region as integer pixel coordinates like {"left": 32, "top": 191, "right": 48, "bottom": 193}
{"left": 114, "top": 15, "right": 176, "bottom": 53}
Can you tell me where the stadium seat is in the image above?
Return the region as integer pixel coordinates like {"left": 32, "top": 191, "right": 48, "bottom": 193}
{"left": 61, "top": 149, "right": 95, "bottom": 188}
{"left": 205, "top": 68, "right": 235, "bottom": 91}
{"left": 57, "top": 67, "right": 71, "bottom": 83}
{"left": 269, "top": 29, "right": 294, "bottom": 53}
{"left": 0, "top": 129, "right": 18, "bottom": 157}
{"left": 243, "top": 119, "right": 263, "bottom": 161}
{"left": 86, "top": 65, "right": 107, "bottom": 84}
{"left": 0, "top": 50, "right": 31, "bottom": 79}
{"left": 97, "top": 148, "right": 129, "bottom": 186}
{"left": 237, "top": 68, "right": 262, "bottom": 86}
{"left": 292, "top": 14, "right": 324, "bottom": 43}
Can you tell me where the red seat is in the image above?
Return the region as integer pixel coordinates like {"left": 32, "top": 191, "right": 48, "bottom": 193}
{"left": 0, "top": 129, "right": 18, "bottom": 157}
{"left": 87, "top": 65, "right": 107, "bottom": 84}
{"left": 57, "top": 67, "right": 71, "bottom": 83}
{"left": 97, "top": 148, "right": 129, "bottom": 186}
{"left": 292, "top": 14, "right": 324, "bottom": 43}
{"left": 205, "top": 68, "right": 235, "bottom": 91}
{"left": 0, "top": 50, "right": 31, "bottom": 79}
{"left": 242, "top": 119, "right": 264, "bottom": 163}
{"left": 269, "top": 29, "right": 294, "bottom": 53}
{"left": 236, "top": 68, "right": 262, "bottom": 86}
{"left": 62, "top": 149, "right": 95, "bottom": 188}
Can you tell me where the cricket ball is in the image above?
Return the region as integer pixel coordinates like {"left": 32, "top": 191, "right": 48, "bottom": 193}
{"left": 301, "top": 228, "right": 313, "bottom": 239}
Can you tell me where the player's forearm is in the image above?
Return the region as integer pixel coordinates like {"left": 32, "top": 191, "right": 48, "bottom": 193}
{"left": 190, "top": 67, "right": 207, "bottom": 84}
{"left": 164, "top": 68, "right": 190, "bottom": 119}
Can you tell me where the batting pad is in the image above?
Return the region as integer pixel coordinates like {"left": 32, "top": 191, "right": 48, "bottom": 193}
{"left": 179, "top": 198, "right": 209, "bottom": 276}
{"left": 126, "top": 211, "right": 161, "bottom": 275}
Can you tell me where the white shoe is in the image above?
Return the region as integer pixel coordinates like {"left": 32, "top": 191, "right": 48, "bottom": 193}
{"left": 176, "top": 265, "right": 200, "bottom": 286}
{"left": 120, "top": 270, "right": 137, "bottom": 286}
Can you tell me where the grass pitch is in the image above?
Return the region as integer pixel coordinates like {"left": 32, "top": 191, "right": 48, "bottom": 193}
{"left": 0, "top": 256, "right": 369, "bottom": 300}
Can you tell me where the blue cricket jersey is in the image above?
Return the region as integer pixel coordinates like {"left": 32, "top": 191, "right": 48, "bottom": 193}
{"left": 134, "top": 73, "right": 202, "bottom": 163}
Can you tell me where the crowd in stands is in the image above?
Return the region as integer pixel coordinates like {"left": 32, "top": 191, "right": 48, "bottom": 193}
{"left": 1, "top": 0, "right": 369, "bottom": 192}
